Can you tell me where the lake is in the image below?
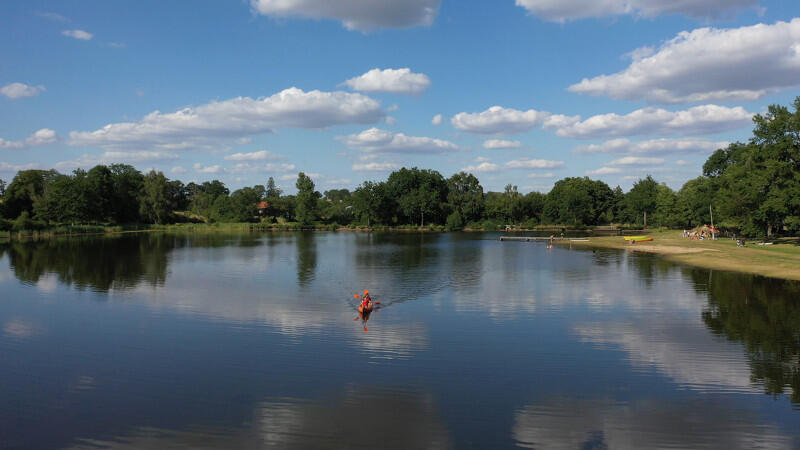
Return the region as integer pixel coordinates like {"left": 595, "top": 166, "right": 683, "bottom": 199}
{"left": 1, "top": 232, "right": 799, "bottom": 449}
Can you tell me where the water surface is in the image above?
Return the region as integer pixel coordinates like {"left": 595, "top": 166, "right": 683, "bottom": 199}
{"left": 1, "top": 232, "right": 799, "bottom": 448}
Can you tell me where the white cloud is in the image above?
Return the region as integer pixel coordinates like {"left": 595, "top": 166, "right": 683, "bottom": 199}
{"left": 53, "top": 151, "right": 177, "bottom": 170}
{"left": 474, "top": 156, "right": 491, "bottom": 162}
{"left": 483, "top": 139, "right": 521, "bottom": 149}
{"left": 171, "top": 166, "right": 187, "bottom": 174}
{"left": 35, "top": 11, "right": 70, "bottom": 22}
{"left": 528, "top": 172, "right": 555, "bottom": 178}
{"left": 62, "top": 29, "right": 93, "bottom": 40}
{"left": 451, "top": 106, "right": 549, "bottom": 135}
{"left": 515, "top": 0, "right": 758, "bottom": 22}
{"left": 544, "top": 105, "right": 752, "bottom": 139}
{"left": 609, "top": 156, "right": 665, "bottom": 165}
{"left": 343, "top": 68, "right": 431, "bottom": 95}
{"left": 69, "top": 87, "right": 384, "bottom": 151}
{"left": 574, "top": 138, "right": 728, "bottom": 155}
{"left": 586, "top": 167, "right": 623, "bottom": 175}
{"left": 193, "top": 163, "right": 224, "bottom": 174}
{"left": 101, "top": 151, "right": 179, "bottom": 162}
{"left": 223, "top": 150, "right": 284, "bottom": 161}
{"left": 431, "top": 114, "right": 443, "bottom": 125}
{"left": 460, "top": 162, "right": 499, "bottom": 173}
{"left": 0, "top": 162, "right": 41, "bottom": 172}
{"left": 676, "top": 159, "right": 690, "bottom": 166}
{"left": 504, "top": 158, "right": 564, "bottom": 169}
{"left": 250, "top": 0, "right": 441, "bottom": 32}
{"left": 352, "top": 162, "right": 400, "bottom": 171}
{"left": 1, "top": 82, "right": 46, "bottom": 99}
{"left": 229, "top": 162, "right": 296, "bottom": 173}
{"left": 339, "top": 128, "right": 460, "bottom": 153}
{"left": 569, "top": 19, "right": 800, "bottom": 103}
{"left": 0, "top": 128, "right": 58, "bottom": 149}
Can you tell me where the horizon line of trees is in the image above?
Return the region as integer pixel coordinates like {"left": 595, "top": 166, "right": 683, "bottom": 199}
{"left": 1, "top": 98, "right": 798, "bottom": 237}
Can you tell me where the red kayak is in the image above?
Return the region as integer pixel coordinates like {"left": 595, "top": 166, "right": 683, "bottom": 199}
{"left": 359, "top": 302, "right": 374, "bottom": 313}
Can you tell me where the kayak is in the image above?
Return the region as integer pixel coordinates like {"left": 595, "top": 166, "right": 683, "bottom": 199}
{"left": 630, "top": 238, "right": 653, "bottom": 242}
{"left": 359, "top": 302, "right": 374, "bottom": 313}
{"left": 623, "top": 236, "right": 648, "bottom": 240}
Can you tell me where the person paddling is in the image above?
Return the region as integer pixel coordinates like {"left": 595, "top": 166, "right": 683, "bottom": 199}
{"left": 361, "top": 290, "right": 373, "bottom": 311}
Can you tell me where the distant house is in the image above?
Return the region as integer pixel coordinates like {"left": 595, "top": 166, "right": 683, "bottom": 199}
{"left": 257, "top": 201, "right": 269, "bottom": 215}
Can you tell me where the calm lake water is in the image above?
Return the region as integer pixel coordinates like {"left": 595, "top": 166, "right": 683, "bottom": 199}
{"left": 1, "top": 232, "right": 799, "bottom": 449}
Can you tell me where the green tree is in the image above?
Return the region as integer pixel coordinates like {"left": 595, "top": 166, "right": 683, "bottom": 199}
{"left": 139, "top": 170, "right": 171, "bottom": 224}
{"left": 86, "top": 165, "right": 114, "bottom": 222}
{"left": 295, "top": 172, "right": 320, "bottom": 225}
{"left": 544, "top": 177, "right": 613, "bottom": 226}
{"left": 386, "top": 167, "right": 448, "bottom": 226}
{"left": 3, "top": 169, "right": 59, "bottom": 219}
{"left": 352, "top": 181, "right": 386, "bottom": 227}
{"left": 109, "top": 164, "right": 144, "bottom": 224}
{"left": 626, "top": 175, "right": 659, "bottom": 227}
{"left": 447, "top": 172, "right": 484, "bottom": 224}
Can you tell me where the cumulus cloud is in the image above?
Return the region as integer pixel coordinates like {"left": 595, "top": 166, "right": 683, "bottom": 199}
{"left": 352, "top": 162, "right": 400, "bottom": 171}
{"left": 250, "top": 0, "right": 441, "bottom": 32}
{"left": 451, "top": 106, "right": 549, "bottom": 135}
{"left": 339, "top": 128, "right": 460, "bottom": 153}
{"left": 609, "top": 156, "right": 665, "bottom": 165}
{"left": 586, "top": 167, "right": 623, "bottom": 175}
{"left": 515, "top": 0, "right": 758, "bottom": 22}
{"left": 504, "top": 158, "right": 564, "bottom": 169}
{"left": 483, "top": 139, "right": 521, "bottom": 149}
{"left": 171, "top": 166, "right": 187, "bottom": 174}
{"left": 343, "top": 68, "right": 431, "bottom": 95}
{"left": 69, "top": 87, "right": 384, "bottom": 151}
{"left": 528, "top": 172, "right": 555, "bottom": 178}
{"left": 460, "top": 162, "right": 499, "bottom": 173}
{"left": 0, "top": 128, "right": 58, "bottom": 149}
{"left": 574, "top": 138, "right": 728, "bottom": 155}
{"left": 0, "top": 162, "right": 41, "bottom": 172}
{"left": 194, "top": 163, "right": 224, "bottom": 174}
{"left": 62, "top": 29, "right": 93, "bottom": 40}
{"left": 229, "top": 162, "right": 297, "bottom": 173}
{"left": 1, "top": 82, "right": 46, "bottom": 99}
{"left": 544, "top": 105, "right": 753, "bottom": 139}
{"left": 223, "top": 150, "right": 284, "bottom": 161}
{"left": 431, "top": 114, "right": 443, "bottom": 125}
{"left": 53, "top": 151, "right": 177, "bottom": 170}
{"left": 569, "top": 19, "right": 800, "bottom": 103}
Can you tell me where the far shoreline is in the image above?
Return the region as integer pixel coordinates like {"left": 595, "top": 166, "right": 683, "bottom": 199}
{"left": 3, "top": 226, "right": 799, "bottom": 282}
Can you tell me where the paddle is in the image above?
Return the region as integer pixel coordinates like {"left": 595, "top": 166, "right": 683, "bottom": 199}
{"left": 353, "top": 294, "right": 380, "bottom": 304}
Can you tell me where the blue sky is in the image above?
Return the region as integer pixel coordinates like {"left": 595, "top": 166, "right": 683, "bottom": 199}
{"left": 2, "top": 0, "right": 800, "bottom": 193}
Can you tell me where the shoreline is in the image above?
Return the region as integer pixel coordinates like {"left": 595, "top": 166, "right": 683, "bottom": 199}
{"left": 555, "top": 231, "right": 800, "bottom": 282}
{"left": 4, "top": 227, "right": 799, "bottom": 282}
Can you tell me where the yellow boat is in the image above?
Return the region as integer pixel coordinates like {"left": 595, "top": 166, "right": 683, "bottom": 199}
{"left": 623, "top": 236, "right": 648, "bottom": 240}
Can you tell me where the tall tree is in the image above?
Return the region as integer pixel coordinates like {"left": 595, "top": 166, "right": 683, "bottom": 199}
{"left": 109, "top": 164, "right": 144, "bottom": 224}
{"left": 386, "top": 167, "right": 448, "bottom": 226}
{"left": 447, "top": 172, "right": 484, "bottom": 224}
{"left": 626, "top": 175, "right": 659, "bottom": 227}
{"left": 295, "top": 172, "right": 320, "bottom": 225}
{"left": 3, "top": 169, "right": 59, "bottom": 220}
{"left": 352, "top": 181, "right": 386, "bottom": 227}
{"left": 139, "top": 170, "right": 171, "bottom": 224}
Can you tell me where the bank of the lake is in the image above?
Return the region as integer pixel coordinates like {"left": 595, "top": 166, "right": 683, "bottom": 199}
{"left": 557, "top": 229, "right": 800, "bottom": 281}
{"left": 4, "top": 224, "right": 800, "bottom": 281}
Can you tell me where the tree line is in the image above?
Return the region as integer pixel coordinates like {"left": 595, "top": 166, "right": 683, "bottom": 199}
{"left": 1, "top": 98, "right": 798, "bottom": 237}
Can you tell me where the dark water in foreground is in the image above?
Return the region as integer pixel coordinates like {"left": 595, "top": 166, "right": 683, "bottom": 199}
{"left": 1, "top": 232, "right": 799, "bottom": 449}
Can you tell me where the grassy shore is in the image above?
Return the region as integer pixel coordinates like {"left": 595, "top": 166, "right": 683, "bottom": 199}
{"left": 557, "top": 229, "right": 800, "bottom": 281}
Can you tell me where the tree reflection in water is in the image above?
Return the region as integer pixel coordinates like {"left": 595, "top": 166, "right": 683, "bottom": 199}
{"left": 697, "top": 270, "right": 800, "bottom": 403}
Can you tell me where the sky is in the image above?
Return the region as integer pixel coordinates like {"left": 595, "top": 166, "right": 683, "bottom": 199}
{"left": 2, "top": 0, "right": 800, "bottom": 194}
